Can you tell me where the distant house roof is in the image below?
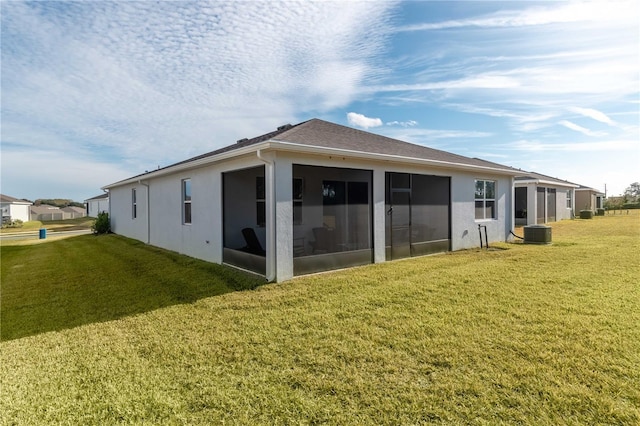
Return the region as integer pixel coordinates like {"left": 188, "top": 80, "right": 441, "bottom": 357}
{"left": 575, "top": 185, "right": 605, "bottom": 195}
{"left": 30, "top": 205, "right": 61, "bottom": 214}
{"left": 61, "top": 206, "right": 85, "bottom": 214}
{"left": 0, "top": 194, "right": 32, "bottom": 204}
{"left": 85, "top": 193, "right": 109, "bottom": 202}
{"left": 104, "top": 118, "right": 518, "bottom": 189}
{"left": 514, "top": 171, "right": 579, "bottom": 188}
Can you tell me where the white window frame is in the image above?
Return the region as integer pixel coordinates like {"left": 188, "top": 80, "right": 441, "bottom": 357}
{"left": 132, "top": 188, "right": 137, "bottom": 219}
{"left": 475, "top": 179, "right": 496, "bottom": 220}
{"left": 182, "top": 178, "right": 192, "bottom": 225}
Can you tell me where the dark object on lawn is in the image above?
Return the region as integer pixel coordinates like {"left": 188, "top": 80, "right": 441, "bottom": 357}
{"left": 478, "top": 224, "right": 488, "bottom": 249}
{"left": 580, "top": 210, "right": 594, "bottom": 219}
{"left": 596, "top": 208, "right": 605, "bottom": 216}
{"left": 523, "top": 225, "right": 552, "bottom": 244}
{"left": 39, "top": 228, "right": 47, "bottom": 239}
{"left": 241, "top": 227, "right": 265, "bottom": 256}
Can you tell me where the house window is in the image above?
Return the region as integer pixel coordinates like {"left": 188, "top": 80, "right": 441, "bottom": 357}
{"left": 256, "top": 176, "right": 265, "bottom": 227}
{"left": 293, "top": 177, "right": 303, "bottom": 225}
{"left": 566, "top": 189, "right": 572, "bottom": 209}
{"left": 132, "top": 188, "right": 137, "bottom": 219}
{"left": 182, "top": 179, "right": 192, "bottom": 224}
{"left": 475, "top": 180, "right": 496, "bottom": 220}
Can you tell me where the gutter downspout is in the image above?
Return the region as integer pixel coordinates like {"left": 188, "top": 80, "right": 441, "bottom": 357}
{"left": 508, "top": 176, "right": 515, "bottom": 242}
{"left": 138, "top": 180, "right": 150, "bottom": 244}
{"left": 256, "top": 149, "right": 276, "bottom": 282}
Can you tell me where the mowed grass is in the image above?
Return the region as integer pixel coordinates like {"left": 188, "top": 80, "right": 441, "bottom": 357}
{"left": 1, "top": 214, "right": 639, "bottom": 424}
{"left": 1, "top": 235, "right": 264, "bottom": 340}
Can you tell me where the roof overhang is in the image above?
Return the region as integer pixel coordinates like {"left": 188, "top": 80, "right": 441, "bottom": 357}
{"left": 514, "top": 178, "right": 579, "bottom": 188}
{"left": 103, "top": 139, "right": 518, "bottom": 190}
{"left": 575, "top": 187, "right": 605, "bottom": 195}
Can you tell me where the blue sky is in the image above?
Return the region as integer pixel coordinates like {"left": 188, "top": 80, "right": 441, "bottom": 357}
{"left": 1, "top": 1, "right": 638, "bottom": 202}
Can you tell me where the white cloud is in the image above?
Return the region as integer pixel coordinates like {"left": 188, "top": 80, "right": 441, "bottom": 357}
{"left": 1, "top": 149, "right": 132, "bottom": 201}
{"left": 386, "top": 120, "right": 417, "bottom": 127}
{"left": 397, "top": 1, "right": 637, "bottom": 31}
{"left": 558, "top": 120, "right": 605, "bottom": 137}
{"left": 569, "top": 107, "right": 615, "bottom": 125}
{"left": 509, "top": 139, "right": 636, "bottom": 152}
{"left": 346, "top": 112, "right": 383, "bottom": 129}
{"left": 1, "top": 1, "right": 397, "bottom": 194}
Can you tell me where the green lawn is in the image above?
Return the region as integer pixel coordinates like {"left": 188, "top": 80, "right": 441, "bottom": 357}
{"left": 1, "top": 214, "right": 639, "bottom": 424}
{"left": 0, "top": 217, "right": 95, "bottom": 234}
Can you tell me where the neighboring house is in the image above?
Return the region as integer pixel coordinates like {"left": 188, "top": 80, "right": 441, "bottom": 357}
{"left": 85, "top": 193, "right": 109, "bottom": 217}
{"left": 31, "top": 205, "right": 87, "bottom": 221}
{"left": 104, "top": 118, "right": 519, "bottom": 282}
{"left": 575, "top": 186, "right": 605, "bottom": 212}
{"left": 30, "top": 205, "right": 64, "bottom": 221}
{"left": 514, "top": 172, "right": 579, "bottom": 225}
{"left": 61, "top": 206, "right": 86, "bottom": 219}
{"left": 0, "top": 194, "right": 32, "bottom": 223}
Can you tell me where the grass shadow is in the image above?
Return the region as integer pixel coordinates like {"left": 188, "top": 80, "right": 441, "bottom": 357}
{"left": 1, "top": 234, "right": 265, "bottom": 341}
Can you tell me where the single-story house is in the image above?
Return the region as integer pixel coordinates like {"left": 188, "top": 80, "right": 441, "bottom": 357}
{"left": 30, "top": 205, "right": 64, "bottom": 221}
{"left": 31, "top": 205, "right": 87, "bottom": 221}
{"left": 85, "top": 193, "right": 109, "bottom": 217}
{"left": 61, "top": 206, "right": 86, "bottom": 219}
{"left": 1, "top": 194, "right": 32, "bottom": 223}
{"left": 103, "top": 118, "right": 520, "bottom": 282}
{"left": 575, "top": 185, "right": 605, "bottom": 213}
{"left": 514, "top": 172, "right": 579, "bottom": 225}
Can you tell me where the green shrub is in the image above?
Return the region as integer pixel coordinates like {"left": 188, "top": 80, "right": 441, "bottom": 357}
{"left": 622, "top": 202, "right": 640, "bottom": 209}
{"left": 92, "top": 212, "right": 111, "bottom": 234}
{"left": 1, "top": 219, "right": 24, "bottom": 229}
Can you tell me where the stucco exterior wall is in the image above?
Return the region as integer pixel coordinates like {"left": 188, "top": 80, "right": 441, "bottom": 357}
{"left": 515, "top": 183, "right": 574, "bottom": 224}
{"left": 109, "top": 182, "right": 149, "bottom": 244}
{"left": 8, "top": 203, "right": 31, "bottom": 222}
{"left": 450, "top": 170, "right": 512, "bottom": 250}
{"left": 87, "top": 199, "right": 109, "bottom": 217}
{"left": 108, "top": 150, "right": 514, "bottom": 282}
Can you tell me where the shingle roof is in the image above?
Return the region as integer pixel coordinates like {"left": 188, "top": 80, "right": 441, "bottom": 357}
{"left": 0, "top": 194, "right": 31, "bottom": 204}
{"left": 514, "top": 170, "right": 579, "bottom": 187}
{"left": 105, "top": 118, "right": 517, "bottom": 188}
{"left": 85, "top": 193, "right": 109, "bottom": 201}
{"left": 61, "top": 206, "right": 85, "bottom": 214}
{"left": 30, "top": 205, "right": 61, "bottom": 214}
{"left": 272, "top": 119, "right": 514, "bottom": 170}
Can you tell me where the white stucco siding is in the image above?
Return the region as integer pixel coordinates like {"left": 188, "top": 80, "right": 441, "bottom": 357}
{"left": 450, "top": 172, "right": 512, "bottom": 250}
{"left": 107, "top": 149, "right": 515, "bottom": 282}
{"left": 515, "top": 183, "right": 575, "bottom": 224}
{"left": 9, "top": 204, "right": 31, "bottom": 222}
{"left": 87, "top": 199, "right": 109, "bottom": 217}
{"left": 273, "top": 154, "right": 293, "bottom": 282}
{"left": 109, "top": 183, "right": 149, "bottom": 243}
{"left": 149, "top": 156, "right": 265, "bottom": 264}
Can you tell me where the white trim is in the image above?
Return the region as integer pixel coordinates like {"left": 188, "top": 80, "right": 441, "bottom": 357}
{"left": 103, "top": 140, "right": 519, "bottom": 190}
{"left": 515, "top": 178, "right": 579, "bottom": 188}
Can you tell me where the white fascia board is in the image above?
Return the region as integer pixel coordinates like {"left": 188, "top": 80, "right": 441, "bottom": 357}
{"left": 101, "top": 142, "right": 272, "bottom": 190}
{"left": 575, "top": 187, "right": 605, "bottom": 195}
{"left": 268, "top": 140, "right": 519, "bottom": 176}
{"left": 102, "top": 138, "right": 519, "bottom": 190}
{"left": 515, "top": 178, "right": 578, "bottom": 188}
